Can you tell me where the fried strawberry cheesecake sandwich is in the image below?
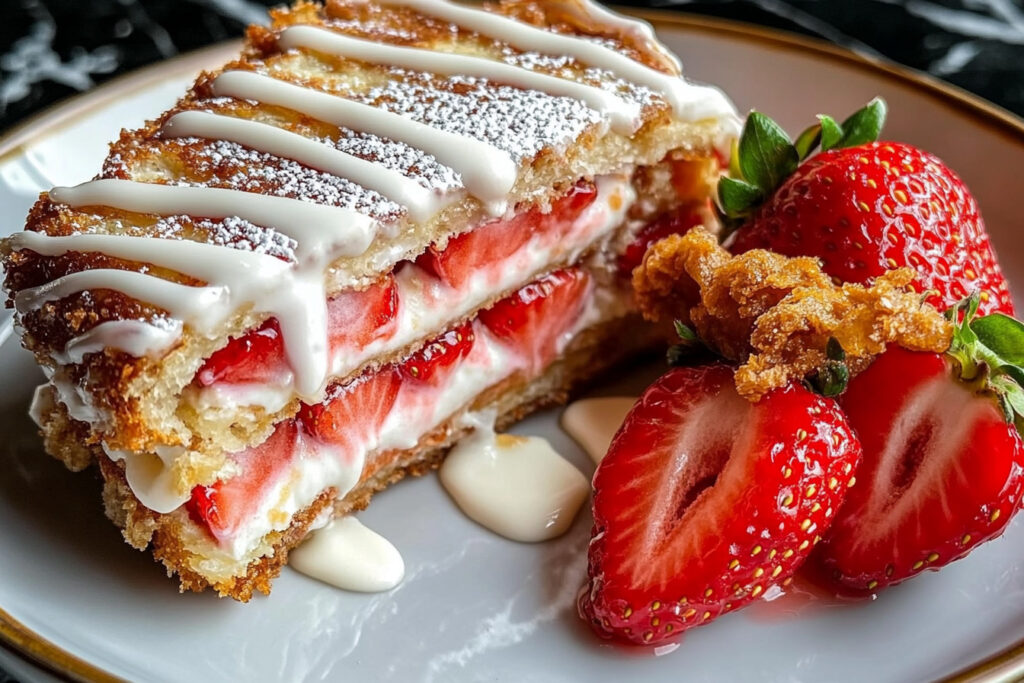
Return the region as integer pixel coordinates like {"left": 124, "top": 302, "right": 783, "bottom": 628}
{"left": 1, "top": 0, "right": 738, "bottom": 599}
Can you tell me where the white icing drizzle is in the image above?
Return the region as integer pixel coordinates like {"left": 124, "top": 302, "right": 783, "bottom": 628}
{"left": 49, "top": 179, "right": 377, "bottom": 261}
{"left": 161, "top": 110, "right": 452, "bottom": 223}
{"left": 102, "top": 444, "right": 189, "bottom": 514}
{"left": 14, "top": 269, "right": 229, "bottom": 324}
{"left": 550, "top": 0, "right": 682, "bottom": 72}
{"left": 8, "top": 231, "right": 336, "bottom": 398}
{"left": 278, "top": 25, "right": 642, "bottom": 135}
{"left": 56, "top": 319, "right": 183, "bottom": 365}
{"left": 376, "top": 0, "right": 736, "bottom": 122}
{"left": 290, "top": 516, "right": 405, "bottom": 593}
{"left": 211, "top": 70, "right": 517, "bottom": 211}
{"left": 440, "top": 411, "right": 589, "bottom": 543}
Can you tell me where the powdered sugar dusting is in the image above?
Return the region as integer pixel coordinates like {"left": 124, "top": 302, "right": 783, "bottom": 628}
{"left": 172, "top": 137, "right": 404, "bottom": 221}
{"left": 151, "top": 214, "right": 298, "bottom": 262}
{"left": 329, "top": 128, "right": 462, "bottom": 194}
{"left": 355, "top": 69, "right": 604, "bottom": 163}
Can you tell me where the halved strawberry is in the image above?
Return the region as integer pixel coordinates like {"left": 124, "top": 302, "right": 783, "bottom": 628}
{"left": 186, "top": 420, "right": 299, "bottom": 543}
{"left": 327, "top": 275, "right": 399, "bottom": 349}
{"left": 195, "top": 275, "right": 398, "bottom": 387}
{"left": 398, "top": 321, "right": 475, "bottom": 384}
{"left": 618, "top": 207, "right": 706, "bottom": 277}
{"left": 579, "top": 364, "right": 861, "bottom": 646}
{"left": 297, "top": 366, "right": 401, "bottom": 450}
{"left": 814, "top": 299, "right": 1024, "bottom": 593}
{"left": 416, "top": 181, "right": 597, "bottom": 287}
{"left": 478, "top": 267, "right": 591, "bottom": 369}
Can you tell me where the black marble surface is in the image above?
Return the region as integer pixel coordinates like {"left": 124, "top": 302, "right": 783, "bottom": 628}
{"left": 1, "top": 0, "right": 1021, "bottom": 680}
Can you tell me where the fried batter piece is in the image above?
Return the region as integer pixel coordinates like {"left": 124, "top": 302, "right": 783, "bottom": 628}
{"left": 633, "top": 228, "right": 953, "bottom": 400}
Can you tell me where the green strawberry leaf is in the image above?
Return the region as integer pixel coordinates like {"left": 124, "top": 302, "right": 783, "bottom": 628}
{"left": 818, "top": 115, "right": 845, "bottom": 151}
{"left": 971, "top": 313, "right": 1024, "bottom": 365}
{"left": 674, "top": 320, "right": 698, "bottom": 342}
{"left": 737, "top": 112, "right": 798, "bottom": 196}
{"left": 793, "top": 123, "right": 822, "bottom": 160}
{"left": 1001, "top": 363, "right": 1024, "bottom": 388}
{"left": 718, "top": 176, "right": 763, "bottom": 217}
{"left": 837, "top": 97, "right": 887, "bottom": 148}
{"left": 945, "top": 294, "right": 1024, "bottom": 435}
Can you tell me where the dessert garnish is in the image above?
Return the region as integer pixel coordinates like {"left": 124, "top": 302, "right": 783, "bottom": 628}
{"left": 633, "top": 227, "right": 951, "bottom": 400}
{"left": 816, "top": 293, "right": 1024, "bottom": 593}
{"left": 578, "top": 363, "right": 861, "bottom": 645}
{"left": 723, "top": 98, "right": 1014, "bottom": 315}
{"left": 579, "top": 99, "right": 1022, "bottom": 648}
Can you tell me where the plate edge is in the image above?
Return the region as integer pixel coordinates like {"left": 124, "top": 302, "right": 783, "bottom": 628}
{"left": 0, "top": 9, "right": 1022, "bottom": 682}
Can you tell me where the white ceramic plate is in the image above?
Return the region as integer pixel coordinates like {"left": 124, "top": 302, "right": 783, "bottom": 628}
{"left": 2, "top": 13, "right": 1023, "bottom": 683}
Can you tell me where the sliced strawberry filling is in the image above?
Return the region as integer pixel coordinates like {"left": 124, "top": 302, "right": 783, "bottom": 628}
{"left": 187, "top": 267, "right": 593, "bottom": 546}
{"left": 194, "top": 181, "right": 598, "bottom": 390}
{"left": 416, "top": 181, "right": 597, "bottom": 287}
{"left": 196, "top": 276, "right": 398, "bottom": 387}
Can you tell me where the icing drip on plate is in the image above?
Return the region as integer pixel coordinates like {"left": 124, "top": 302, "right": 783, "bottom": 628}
{"left": 440, "top": 412, "right": 589, "bottom": 543}
{"left": 290, "top": 516, "right": 405, "bottom": 592}
{"left": 560, "top": 396, "right": 636, "bottom": 464}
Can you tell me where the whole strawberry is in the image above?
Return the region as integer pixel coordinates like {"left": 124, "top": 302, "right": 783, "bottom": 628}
{"left": 578, "top": 363, "right": 861, "bottom": 646}
{"left": 722, "top": 99, "right": 1014, "bottom": 316}
{"left": 813, "top": 294, "right": 1024, "bottom": 593}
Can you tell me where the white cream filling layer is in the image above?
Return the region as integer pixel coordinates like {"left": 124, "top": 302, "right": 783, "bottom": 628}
{"left": 188, "top": 172, "right": 636, "bottom": 413}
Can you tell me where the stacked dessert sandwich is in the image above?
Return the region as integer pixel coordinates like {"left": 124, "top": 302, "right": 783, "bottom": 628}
{"left": 1, "top": 0, "right": 738, "bottom": 599}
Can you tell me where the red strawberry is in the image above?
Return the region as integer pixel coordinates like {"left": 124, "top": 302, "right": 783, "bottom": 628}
{"left": 195, "top": 319, "right": 285, "bottom": 387}
{"left": 478, "top": 267, "right": 591, "bottom": 369}
{"left": 416, "top": 181, "right": 596, "bottom": 287}
{"left": 579, "top": 364, "right": 861, "bottom": 646}
{"left": 398, "top": 321, "right": 475, "bottom": 384}
{"left": 327, "top": 275, "right": 399, "bottom": 349}
{"left": 813, "top": 298, "right": 1024, "bottom": 593}
{"left": 722, "top": 99, "right": 1014, "bottom": 315}
{"left": 297, "top": 366, "right": 401, "bottom": 449}
{"left": 195, "top": 276, "right": 398, "bottom": 387}
{"left": 618, "top": 206, "right": 706, "bottom": 277}
{"left": 186, "top": 420, "right": 299, "bottom": 543}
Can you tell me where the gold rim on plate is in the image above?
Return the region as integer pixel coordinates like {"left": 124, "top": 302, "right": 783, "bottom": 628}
{"left": 1, "top": 9, "right": 1022, "bottom": 683}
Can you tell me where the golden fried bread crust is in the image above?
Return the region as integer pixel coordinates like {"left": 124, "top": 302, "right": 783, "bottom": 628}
{"left": 634, "top": 228, "right": 953, "bottom": 400}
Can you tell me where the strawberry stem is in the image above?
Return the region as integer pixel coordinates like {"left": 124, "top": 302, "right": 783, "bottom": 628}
{"left": 717, "top": 98, "right": 888, "bottom": 228}
{"left": 807, "top": 337, "right": 850, "bottom": 398}
{"left": 945, "top": 292, "right": 1024, "bottom": 436}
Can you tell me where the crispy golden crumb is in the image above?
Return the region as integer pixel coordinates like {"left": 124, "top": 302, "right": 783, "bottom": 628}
{"left": 633, "top": 228, "right": 953, "bottom": 400}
